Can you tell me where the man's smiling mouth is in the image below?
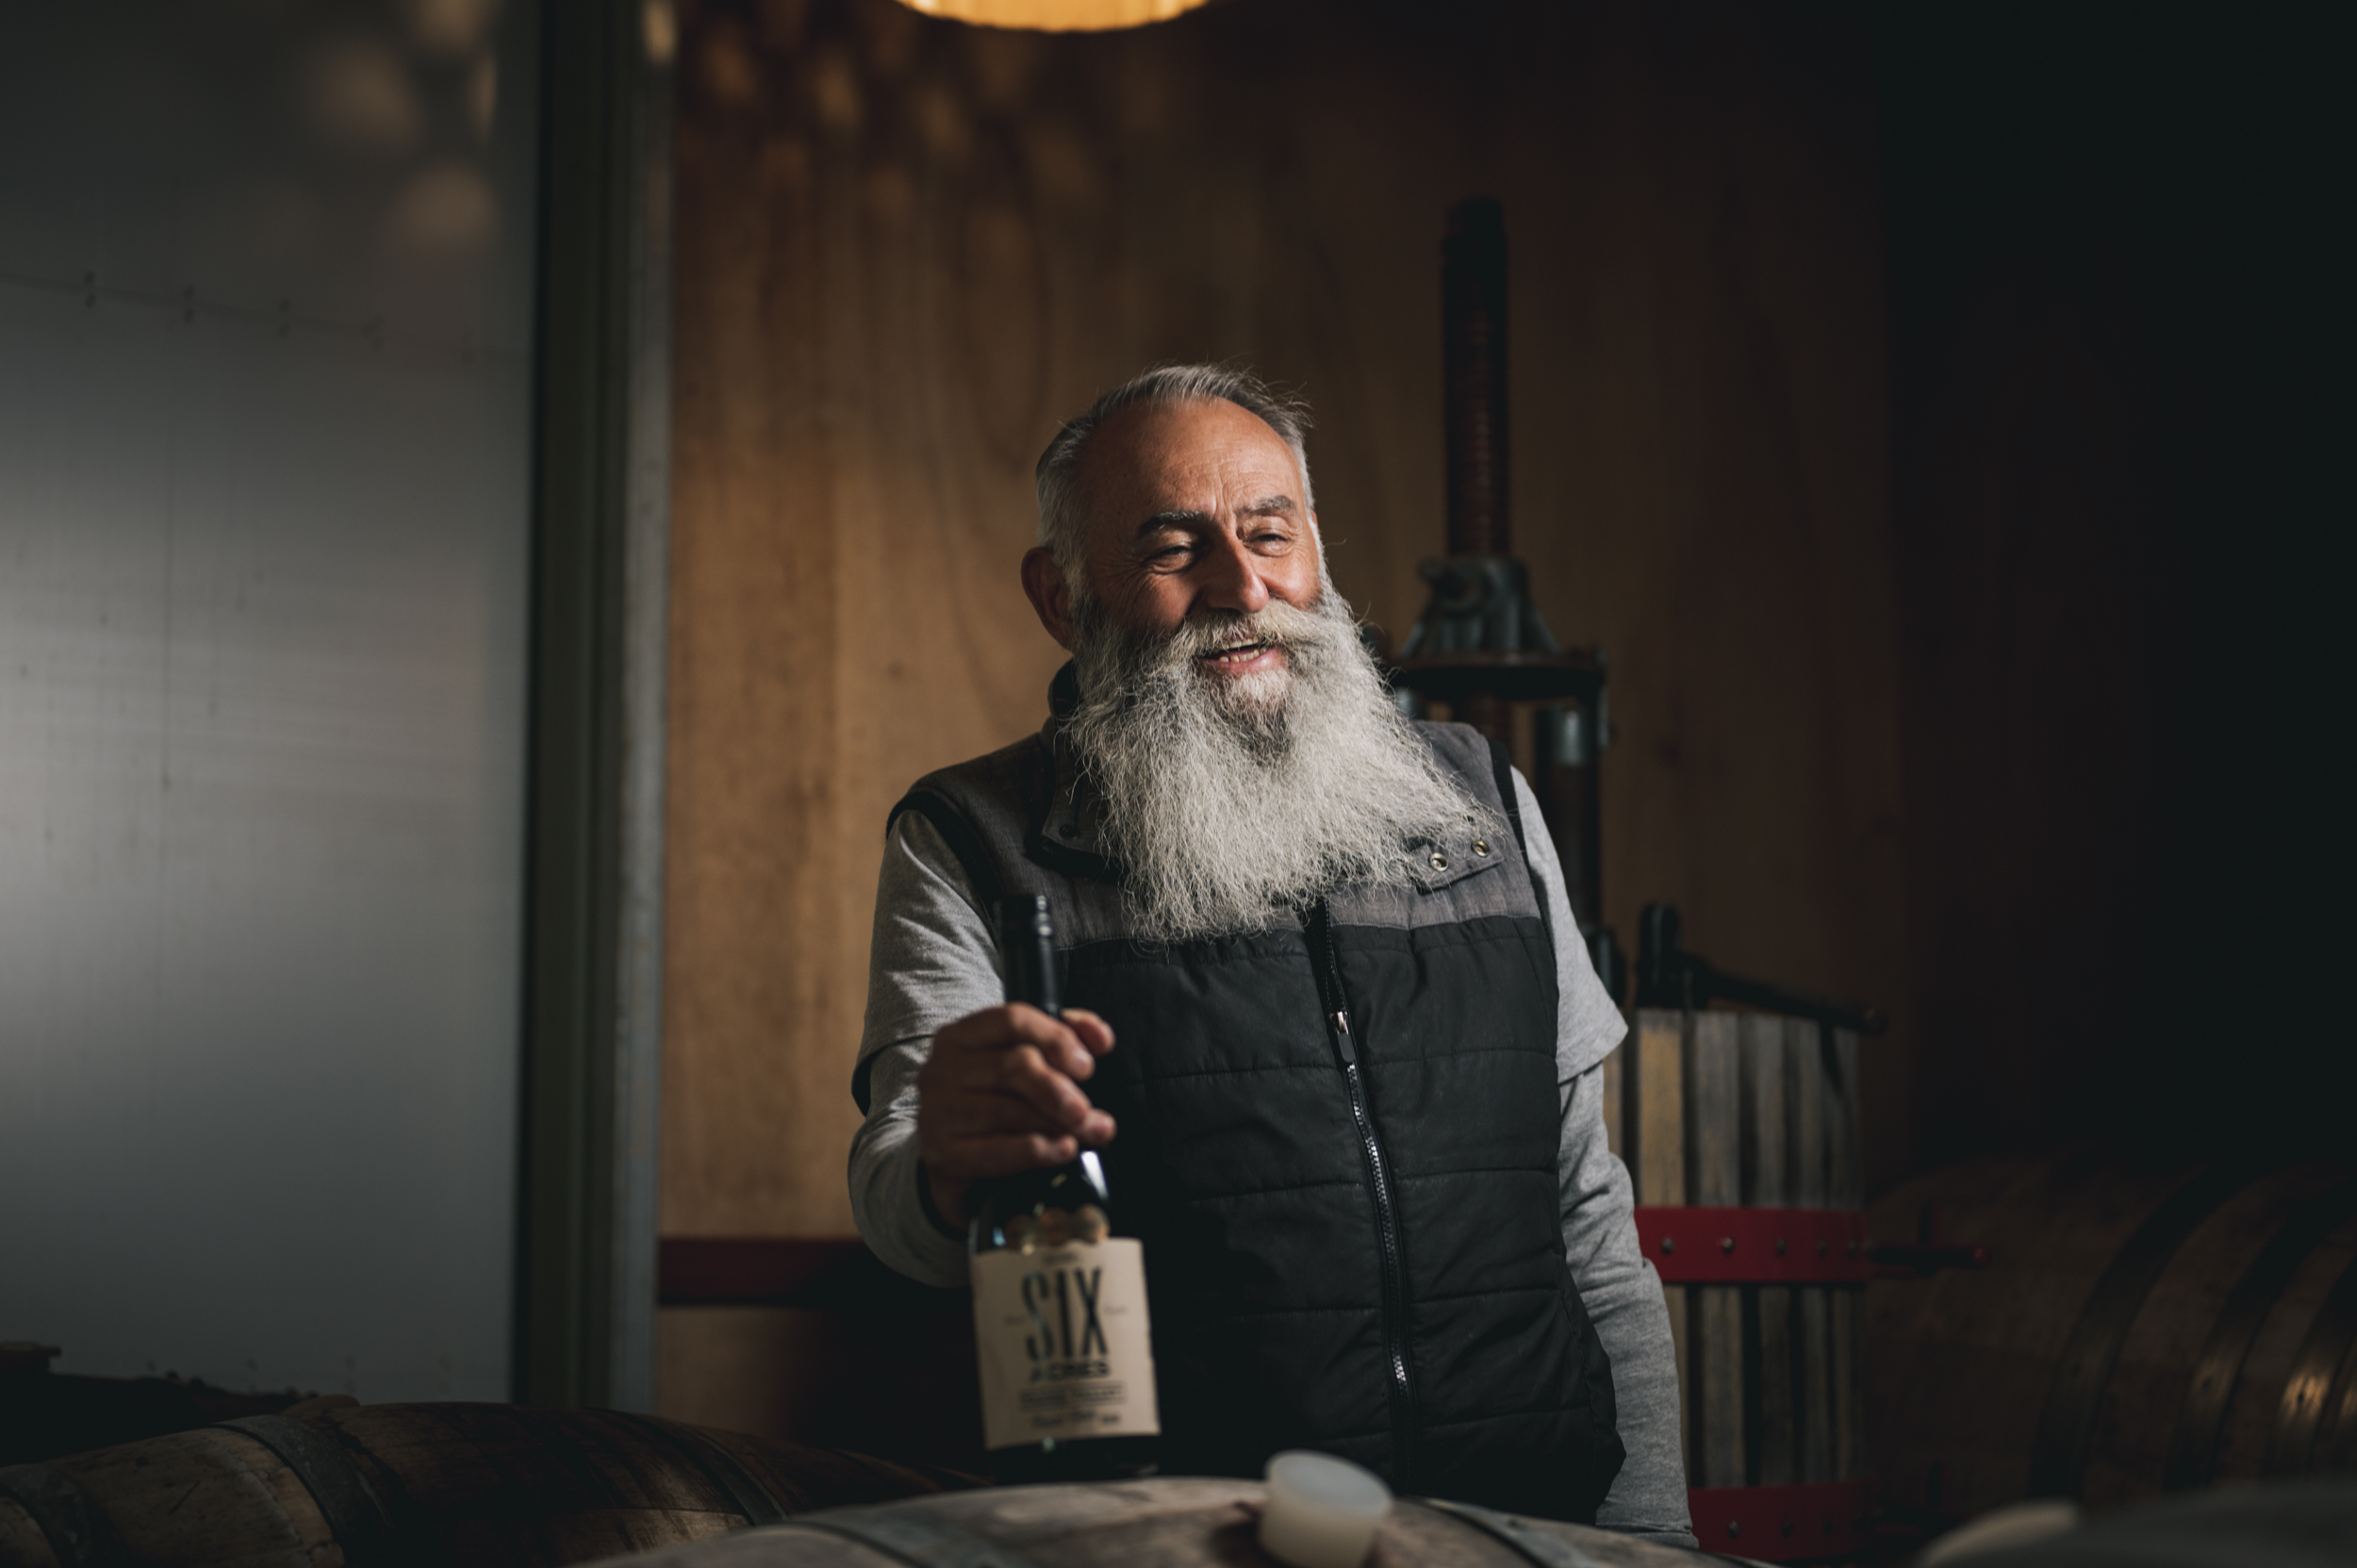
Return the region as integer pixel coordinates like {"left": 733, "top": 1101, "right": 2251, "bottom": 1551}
{"left": 1201, "top": 640, "right": 1274, "bottom": 666}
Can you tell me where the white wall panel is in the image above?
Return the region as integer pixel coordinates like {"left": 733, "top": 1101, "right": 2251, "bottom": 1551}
{"left": 0, "top": 0, "right": 538, "bottom": 1403}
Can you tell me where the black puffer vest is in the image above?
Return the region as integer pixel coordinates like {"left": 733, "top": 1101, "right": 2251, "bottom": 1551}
{"left": 891, "top": 679, "right": 1624, "bottom": 1521}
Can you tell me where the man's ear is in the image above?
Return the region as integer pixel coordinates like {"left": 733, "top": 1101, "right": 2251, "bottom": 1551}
{"left": 1020, "top": 547, "right": 1078, "bottom": 650}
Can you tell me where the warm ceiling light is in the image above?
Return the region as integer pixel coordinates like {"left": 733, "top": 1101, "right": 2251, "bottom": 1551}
{"left": 895, "top": 0, "right": 1211, "bottom": 31}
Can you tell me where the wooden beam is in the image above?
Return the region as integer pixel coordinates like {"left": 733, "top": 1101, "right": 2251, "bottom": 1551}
{"left": 518, "top": 0, "right": 675, "bottom": 1411}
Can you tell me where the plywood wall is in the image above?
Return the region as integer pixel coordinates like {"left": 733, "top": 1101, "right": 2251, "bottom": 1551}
{"left": 662, "top": 0, "right": 1903, "bottom": 1238}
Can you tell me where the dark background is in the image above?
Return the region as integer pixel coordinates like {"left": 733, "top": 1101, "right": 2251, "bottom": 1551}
{"left": 1875, "top": 2, "right": 2353, "bottom": 1164}
{"left": 654, "top": 0, "right": 2354, "bottom": 1259}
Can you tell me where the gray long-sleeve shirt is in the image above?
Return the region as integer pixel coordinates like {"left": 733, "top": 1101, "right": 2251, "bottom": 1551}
{"left": 848, "top": 770, "right": 1694, "bottom": 1544}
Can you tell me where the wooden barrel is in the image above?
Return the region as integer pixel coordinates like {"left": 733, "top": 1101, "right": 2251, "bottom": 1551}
{"left": 1867, "top": 1147, "right": 2357, "bottom": 1523}
{"left": 0, "top": 1402, "right": 970, "bottom": 1568}
{"left": 571, "top": 1477, "right": 1707, "bottom": 1568}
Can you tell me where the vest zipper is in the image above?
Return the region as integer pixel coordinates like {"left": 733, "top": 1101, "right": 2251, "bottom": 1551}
{"left": 1303, "top": 898, "right": 1420, "bottom": 1484}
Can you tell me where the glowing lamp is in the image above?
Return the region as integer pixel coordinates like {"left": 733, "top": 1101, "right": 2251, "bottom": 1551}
{"left": 894, "top": 0, "right": 1211, "bottom": 30}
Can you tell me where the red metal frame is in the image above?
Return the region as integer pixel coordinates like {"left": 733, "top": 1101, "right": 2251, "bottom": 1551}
{"left": 1633, "top": 1206, "right": 1871, "bottom": 1284}
{"left": 1688, "top": 1480, "right": 1870, "bottom": 1561}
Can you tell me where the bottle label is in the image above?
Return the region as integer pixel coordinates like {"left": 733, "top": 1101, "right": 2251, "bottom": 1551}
{"left": 971, "top": 1237, "right": 1160, "bottom": 1451}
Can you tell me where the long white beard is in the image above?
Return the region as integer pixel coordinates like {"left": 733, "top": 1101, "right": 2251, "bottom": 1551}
{"left": 1063, "top": 587, "right": 1499, "bottom": 943}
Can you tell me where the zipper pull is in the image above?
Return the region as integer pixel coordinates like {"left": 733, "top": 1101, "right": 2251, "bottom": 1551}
{"left": 1329, "top": 1010, "right": 1358, "bottom": 1065}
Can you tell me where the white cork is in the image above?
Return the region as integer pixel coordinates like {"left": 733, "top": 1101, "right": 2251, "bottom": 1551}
{"left": 1258, "top": 1450, "right": 1393, "bottom": 1568}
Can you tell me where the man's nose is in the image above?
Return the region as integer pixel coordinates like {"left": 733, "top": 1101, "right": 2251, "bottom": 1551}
{"left": 1195, "top": 528, "right": 1271, "bottom": 615}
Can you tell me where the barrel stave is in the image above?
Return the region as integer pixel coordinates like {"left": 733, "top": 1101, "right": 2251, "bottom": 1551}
{"left": 686, "top": 1422, "right": 972, "bottom": 1515}
{"left": 1867, "top": 1147, "right": 2133, "bottom": 1517}
{"left": 580, "top": 1528, "right": 891, "bottom": 1568}
{"left": 542, "top": 1511, "right": 738, "bottom": 1568}
{"left": 569, "top": 1480, "right": 1706, "bottom": 1568}
{"left": 0, "top": 1501, "right": 45, "bottom": 1568}
{"left": 1868, "top": 1148, "right": 2357, "bottom": 1524}
{"left": 2081, "top": 1165, "right": 2356, "bottom": 1505}
{"left": 2244, "top": 1226, "right": 2357, "bottom": 1471}
{"left": 25, "top": 1428, "right": 340, "bottom": 1568}
{"left": 0, "top": 1404, "right": 964, "bottom": 1568}
{"left": 317, "top": 1406, "right": 733, "bottom": 1567}
{"left": 345, "top": 1405, "right": 726, "bottom": 1513}
{"left": 884, "top": 1476, "right": 1261, "bottom": 1566}
{"left": 2221, "top": 1224, "right": 2357, "bottom": 1481}
{"left": 303, "top": 1404, "right": 961, "bottom": 1564}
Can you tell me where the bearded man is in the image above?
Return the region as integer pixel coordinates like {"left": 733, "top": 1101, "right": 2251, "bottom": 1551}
{"left": 848, "top": 365, "right": 1692, "bottom": 1543}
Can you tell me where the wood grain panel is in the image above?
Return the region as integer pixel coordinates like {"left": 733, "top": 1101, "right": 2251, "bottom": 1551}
{"left": 661, "top": 0, "right": 1899, "bottom": 1238}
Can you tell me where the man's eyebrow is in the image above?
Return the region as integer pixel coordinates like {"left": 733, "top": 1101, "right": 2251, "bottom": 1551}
{"left": 1137, "top": 508, "right": 1212, "bottom": 536}
{"left": 1133, "top": 495, "right": 1300, "bottom": 536}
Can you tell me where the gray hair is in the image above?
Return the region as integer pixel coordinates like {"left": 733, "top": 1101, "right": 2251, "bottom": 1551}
{"left": 1034, "top": 364, "right": 1316, "bottom": 576}
{"left": 1063, "top": 590, "right": 1496, "bottom": 941}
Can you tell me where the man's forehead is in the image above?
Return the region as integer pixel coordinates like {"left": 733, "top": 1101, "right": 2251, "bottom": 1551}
{"left": 1077, "top": 397, "right": 1304, "bottom": 508}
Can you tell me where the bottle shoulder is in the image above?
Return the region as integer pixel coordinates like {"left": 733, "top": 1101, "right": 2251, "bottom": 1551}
{"left": 972, "top": 1170, "right": 1116, "bottom": 1252}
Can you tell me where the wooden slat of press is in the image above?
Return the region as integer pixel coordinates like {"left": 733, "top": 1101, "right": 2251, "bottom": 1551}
{"left": 1741, "top": 1013, "right": 1796, "bottom": 1487}
{"left": 1630, "top": 1012, "right": 1688, "bottom": 1207}
{"left": 1687, "top": 1011, "right": 1744, "bottom": 1488}
{"left": 1787, "top": 1016, "right": 1834, "bottom": 1484}
{"left": 1629, "top": 1009, "right": 1689, "bottom": 1477}
{"left": 1826, "top": 1027, "right": 1862, "bottom": 1209}
{"left": 1827, "top": 1026, "right": 1864, "bottom": 1481}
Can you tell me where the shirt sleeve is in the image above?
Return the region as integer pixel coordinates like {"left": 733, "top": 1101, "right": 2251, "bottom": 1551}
{"left": 1515, "top": 769, "right": 1697, "bottom": 1545}
{"left": 1510, "top": 770, "right": 1626, "bottom": 1080}
{"left": 847, "top": 811, "right": 1005, "bottom": 1288}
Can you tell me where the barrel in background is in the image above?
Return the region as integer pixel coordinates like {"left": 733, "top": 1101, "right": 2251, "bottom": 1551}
{"left": 1867, "top": 1149, "right": 2357, "bottom": 1522}
{"left": 0, "top": 1403, "right": 967, "bottom": 1568}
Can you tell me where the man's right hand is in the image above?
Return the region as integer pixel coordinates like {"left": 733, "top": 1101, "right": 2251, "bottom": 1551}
{"left": 915, "top": 1002, "right": 1116, "bottom": 1230}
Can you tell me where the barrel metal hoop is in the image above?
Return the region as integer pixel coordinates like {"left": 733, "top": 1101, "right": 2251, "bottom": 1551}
{"left": 2024, "top": 1154, "right": 2271, "bottom": 1497}
{"left": 607, "top": 1411, "right": 790, "bottom": 1527}
{"left": 2263, "top": 1251, "right": 2357, "bottom": 1475}
{"left": 0, "top": 1463, "right": 125, "bottom": 1568}
{"left": 760, "top": 1505, "right": 1049, "bottom": 1568}
{"left": 213, "top": 1415, "right": 423, "bottom": 1568}
{"left": 1408, "top": 1496, "right": 1613, "bottom": 1568}
{"left": 2163, "top": 1175, "right": 2357, "bottom": 1490}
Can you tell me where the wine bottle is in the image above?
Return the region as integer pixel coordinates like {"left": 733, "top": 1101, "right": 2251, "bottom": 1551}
{"left": 968, "top": 894, "right": 1161, "bottom": 1483}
